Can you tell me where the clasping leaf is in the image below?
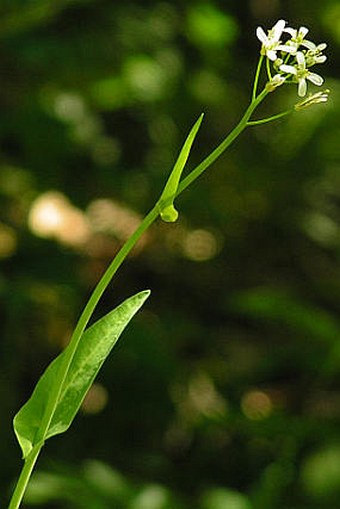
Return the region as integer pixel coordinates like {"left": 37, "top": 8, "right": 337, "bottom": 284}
{"left": 159, "top": 113, "right": 204, "bottom": 222}
{"left": 14, "top": 290, "right": 150, "bottom": 459}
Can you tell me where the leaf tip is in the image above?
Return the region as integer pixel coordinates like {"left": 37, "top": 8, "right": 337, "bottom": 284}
{"left": 138, "top": 289, "right": 151, "bottom": 303}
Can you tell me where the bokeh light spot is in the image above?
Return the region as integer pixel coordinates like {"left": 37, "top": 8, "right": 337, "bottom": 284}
{"left": 53, "top": 93, "right": 86, "bottom": 123}
{"left": 241, "top": 389, "right": 272, "bottom": 420}
{"left": 124, "top": 55, "right": 168, "bottom": 101}
{"left": 302, "top": 444, "right": 340, "bottom": 498}
{"left": 188, "top": 372, "right": 227, "bottom": 418}
{"left": 201, "top": 487, "right": 251, "bottom": 509}
{"left": 0, "top": 223, "right": 17, "bottom": 258}
{"left": 187, "top": 4, "right": 238, "bottom": 48}
{"left": 81, "top": 383, "right": 109, "bottom": 414}
{"left": 28, "top": 191, "right": 90, "bottom": 247}
{"left": 131, "top": 485, "right": 170, "bottom": 509}
{"left": 87, "top": 198, "right": 145, "bottom": 247}
{"left": 182, "top": 229, "right": 220, "bottom": 261}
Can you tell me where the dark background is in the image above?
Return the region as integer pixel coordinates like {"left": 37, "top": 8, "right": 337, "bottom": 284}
{"left": 1, "top": 1, "right": 339, "bottom": 508}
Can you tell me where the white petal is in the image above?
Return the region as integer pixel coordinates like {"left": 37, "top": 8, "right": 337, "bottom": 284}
{"left": 311, "top": 55, "right": 327, "bottom": 64}
{"left": 296, "top": 51, "right": 305, "bottom": 66}
{"left": 273, "top": 19, "right": 286, "bottom": 39}
{"left": 280, "top": 64, "right": 297, "bottom": 75}
{"left": 275, "top": 19, "right": 286, "bottom": 30}
{"left": 256, "top": 26, "right": 267, "bottom": 44}
{"left": 298, "top": 78, "right": 307, "bottom": 96}
{"left": 299, "top": 26, "right": 309, "bottom": 37}
{"left": 267, "top": 49, "right": 278, "bottom": 61}
{"left": 271, "top": 74, "right": 286, "bottom": 87}
{"left": 307, "top": 72, "right": 324, "bottom": 86}
{"left": 278, "top": 44, "right": 297, "bottom": 54}
{"left": 317, "top": 43, "right": 327, "bottom": 51}
{"left": 301, "top": 40, "right": 316, "bottom": 50}
{"left": 284, "top": 27, "right": 296, "bottom": 37}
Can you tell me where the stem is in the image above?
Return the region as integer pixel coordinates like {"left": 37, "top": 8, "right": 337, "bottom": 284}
{"left": 50, "top": 84, "right": 267, "bottom": 403}
{"left": 43, "top": 87, "right": 268, "bottom": 401}
{"left": 8, "top": 207, "right": 160, "bottom": 509}
{"left": 8, "top": 445, "right": 42, "bottom": 509}
{"left": 252, "top": 55, "right": 263, "bottom": 100}
{"left": 247, "top": 109, "right": 293, "bottom": 125}
{"left": 8, "top": 86, "right": 269, "bottom": 509}
{"left": 266, "top": 57, "right": 272, "bottom": 81}
{"left": 177, "top": 87, "right": 268, "bottom": 195}
{"left": 66, "top": 88, "right": 266, "bottom": 352}
{"left": 35, "top": 205, "right": 160, "bottom": 446}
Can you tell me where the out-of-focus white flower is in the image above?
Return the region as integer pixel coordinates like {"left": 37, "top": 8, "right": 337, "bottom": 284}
{"left": 305, "top": 43, "right": 327, "bottom": 66}
{"left": 280, "top": 51, "right": 324, "bottom": 96}
{"left": 265, "top": 74, "right": 286, "bottom": 92}
{"left": 256, "top": 19, "right": 296, "bottom": 61}
{"left": 294, "top": 89, "right": 330, "bottom": 110}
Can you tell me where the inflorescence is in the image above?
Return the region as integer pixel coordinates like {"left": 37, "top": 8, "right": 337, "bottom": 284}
{"left": 256, "top": 19, "right": 328, "bottom": 100}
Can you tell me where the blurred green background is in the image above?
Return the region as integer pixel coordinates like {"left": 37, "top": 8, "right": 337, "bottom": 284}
{"left": 1, "top": 1, "right": 340, "bottom": 508}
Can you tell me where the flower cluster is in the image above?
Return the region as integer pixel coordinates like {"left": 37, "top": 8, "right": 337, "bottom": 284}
{"left": 256, "top": 19, "right": 327, "bottom": 98}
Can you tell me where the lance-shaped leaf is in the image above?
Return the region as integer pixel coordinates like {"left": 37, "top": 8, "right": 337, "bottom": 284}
{"left": 159, "top": 113, "right": 204, "bottom": 222}
{"left": 14, "top": 290, "right": 150, "bottom": 459}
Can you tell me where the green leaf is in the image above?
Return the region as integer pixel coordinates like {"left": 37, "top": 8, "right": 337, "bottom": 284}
{"left": 159, "top": 113, "right": 204, "bottom": 222}
{"left": 13, "top": 290, "right": 150, "bottom": 459}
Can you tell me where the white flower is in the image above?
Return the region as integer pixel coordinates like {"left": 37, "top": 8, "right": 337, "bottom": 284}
{"left": 265, "top": 73, "right": 286, "bottom": 92}
{"left": 280, "top": 51, "right": 324, "bottom": 96}
{"left": 256, "top": 19, "right": 296, "bottom": 61}
{"left": 305, "top": 43, "right": 327, "bottom": 66}
{"left": 294, "top": 89, "right": 330, "bottom": 110}
{"left": 284, "top": 26, "right": 316, "bottom": 52}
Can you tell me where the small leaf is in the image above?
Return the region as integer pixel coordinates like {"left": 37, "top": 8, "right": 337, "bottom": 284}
{"left": 14, "top": 290, "right": 150, "bottom": 459}
{"left": 159, "top": 113, "right": 204, "bottom": 222}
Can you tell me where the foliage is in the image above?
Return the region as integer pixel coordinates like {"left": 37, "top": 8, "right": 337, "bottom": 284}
{"left": 14, "top": 290, "right": 150, "bottom": 459}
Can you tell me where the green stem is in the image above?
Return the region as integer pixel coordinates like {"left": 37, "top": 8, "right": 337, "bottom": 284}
{"left": 8, "top": 444, "right": 42, "bottom": 509}
{"left": 8, "top": 207, "right": 159, "bottom": 509}
{"left": 36, "top": 205, "right": 160, "bottom": 445}
{"left": 177, "top": 87, "right": 268, "bottom": 195}
{"left": 8, "top": 86, "right": 269, "bottom": 509}
{"left": 266, "top": 57, "right": 272, "bottom": 81}
{"left": 247, "top": 109, "right": 293, "bottom": 125}
{"left": 47, "top": 88, "right": 268, "bottom": 358}
{"left": 51, "top": 87, "right": 267, "bottom": 371}
{"left": 252, "top": 55, "right": 263, "bottom": 100}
